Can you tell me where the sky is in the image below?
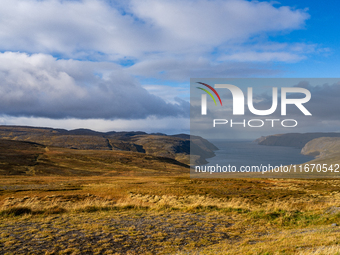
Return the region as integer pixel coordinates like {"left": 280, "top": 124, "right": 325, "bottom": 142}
{"left": 0, "top": 0, "right": 339, "bottom": 135}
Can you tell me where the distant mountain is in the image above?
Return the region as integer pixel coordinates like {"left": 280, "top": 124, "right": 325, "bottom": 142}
{"left": 0, "top": 125, "right": 217, "bottom": 165}
{"left": 255, "top": 132, "right": 340, "bottom": 149}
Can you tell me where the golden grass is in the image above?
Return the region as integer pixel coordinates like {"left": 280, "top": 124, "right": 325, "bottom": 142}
{"left": 174, "top": 226, "right": 340, "bottom": 254}
{"left": 2, "top": 175, "right": 340, "bottom": 254}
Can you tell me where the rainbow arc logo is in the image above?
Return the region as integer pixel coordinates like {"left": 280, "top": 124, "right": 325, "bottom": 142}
{"left": 196, "top": 82, "right": 223, "bottom": 106}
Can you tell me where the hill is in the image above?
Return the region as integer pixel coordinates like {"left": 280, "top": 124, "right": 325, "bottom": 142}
{"left": 301, "top": 137, "right": 340, "bottom": 158}
{"left": 0, "top": 139, "right": 189, "bottom": 176}
{"left": 0, "top": 126, "right": 217, "bottom": 165}
{"left": 255, "top": 132, "right": 340, "bottom": 148}
{"left": 299, "top": 137, "right": 340, "bottom": 168}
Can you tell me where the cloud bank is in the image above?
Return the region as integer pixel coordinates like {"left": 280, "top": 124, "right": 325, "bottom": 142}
{"left": 0, "top": 0, "right": 310, "bottom": 59}
{"left": 0, "top": 0, "right": 320, "bottom": 133}
{"left": 0, "top": 52, "right": 189, "bottom": 119}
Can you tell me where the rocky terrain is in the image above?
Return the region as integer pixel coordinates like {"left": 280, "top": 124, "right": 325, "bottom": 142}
{"left": 1, "top": 128, "right": 340, "bottom": 253}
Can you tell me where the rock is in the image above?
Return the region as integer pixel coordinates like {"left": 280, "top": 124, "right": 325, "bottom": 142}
{"left": 332, "top": 223, "right": 338, "bottom": 227}
{"left": 324, "top": 206, "right": 340, "bottom": 215}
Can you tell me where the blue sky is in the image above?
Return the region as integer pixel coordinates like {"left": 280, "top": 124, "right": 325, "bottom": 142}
{"left": 0, "top": 0, "right": 339, "bottom": 134}
{"left": 268, "top": 0, "right": 340, "bottom": 77}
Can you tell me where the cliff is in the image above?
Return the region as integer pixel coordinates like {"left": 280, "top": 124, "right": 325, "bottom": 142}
{"left": 255, "top": 132, "right": 340, "bottom": 148}
{"left": 301, "top": 137, "right": 340, "bottom": 159}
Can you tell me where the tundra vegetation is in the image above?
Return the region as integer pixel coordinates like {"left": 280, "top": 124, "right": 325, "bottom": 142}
{"left": 1, "top": 129, "right": 340, "bottom": 254}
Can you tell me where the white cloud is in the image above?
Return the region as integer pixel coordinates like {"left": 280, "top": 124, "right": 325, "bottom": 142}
{"left": 0, "top": 0, "right": 323, "bottom": 132}
{"left": 0, "top": 0, "right": 310, "bottom": 60}
{"left": 0, "top": 115, "right": 190, "bottom": 134}
{"left": 0, "top": 52, "right": 189, "bottom": 119}
{"left": 142, "top": 85, "right": 189, "bottom": 104}
{"left": 216, "top": 42, "right": 319, "bottom": 62}
{"left": 220, "top": 51, "right": 305, "bottom": 62}
{"left": 130, "top": 0, "right": 308, "bottom": 44}
{"left": 128, "top": 57, "right": 281, "bottom": 81}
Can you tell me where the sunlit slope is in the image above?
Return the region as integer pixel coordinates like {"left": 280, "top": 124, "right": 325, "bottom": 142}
{"left": 301, "top": 137, "right": 340, "bottom": 165}
{"left": 255, "top": 132, "right": 340, "bottom": 148}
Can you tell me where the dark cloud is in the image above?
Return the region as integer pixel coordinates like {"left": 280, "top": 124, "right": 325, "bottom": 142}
{"left": 292, "top": 81, "right": 340, "bottom": 120}
{"left": 248, "top": 81, "right": 340, "bottom": 120}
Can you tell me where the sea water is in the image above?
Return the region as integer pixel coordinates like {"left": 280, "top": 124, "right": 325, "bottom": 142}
{"left": 205, "top": 140, "right": 314, "bottom": 169}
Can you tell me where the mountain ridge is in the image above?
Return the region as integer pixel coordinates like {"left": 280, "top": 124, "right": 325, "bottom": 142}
{"left": 0, "top": 125, "right": 217, "bottom": 165}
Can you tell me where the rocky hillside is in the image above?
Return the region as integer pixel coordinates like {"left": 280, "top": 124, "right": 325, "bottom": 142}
{"left": 0, "top": 126, "right": 217, "bottom": 165}
{"left": 301, "top": 137, "right": 340, "bottom": 158}
{"left": 255, "top": 132, "right": 340, "bottom": 148}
